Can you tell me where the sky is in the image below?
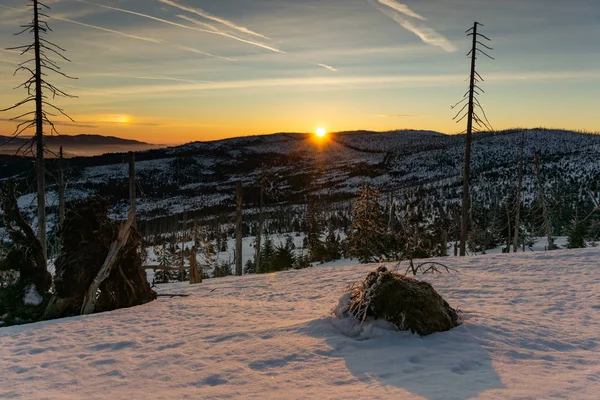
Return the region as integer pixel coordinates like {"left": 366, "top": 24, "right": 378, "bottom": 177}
{"left": 0, "top": 0, "right": 599, "bottom": 144}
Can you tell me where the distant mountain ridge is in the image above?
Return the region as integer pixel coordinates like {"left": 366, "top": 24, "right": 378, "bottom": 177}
{"left": 0, "top": 133, "right": 152, "bottom": 146}
{"left": 0, "top": 134, "right": 164, "bottom": 157}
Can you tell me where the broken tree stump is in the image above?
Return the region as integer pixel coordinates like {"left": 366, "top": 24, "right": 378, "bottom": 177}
{"left": 44, "top": 197, "right": 156, "bottom": 320}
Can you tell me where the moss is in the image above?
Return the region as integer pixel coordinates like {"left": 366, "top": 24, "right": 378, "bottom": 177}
{"left": 349, "top": 266, "right": 460, "bottom": 336}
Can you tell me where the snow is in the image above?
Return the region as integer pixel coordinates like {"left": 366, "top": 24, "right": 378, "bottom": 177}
{"left": 22, "top": 284, "right": 43, "bottom": 307}
{"left": 2, "top": 248, "right": 600, "bottom": 399}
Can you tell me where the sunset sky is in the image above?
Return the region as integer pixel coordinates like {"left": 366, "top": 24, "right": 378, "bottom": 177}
{"left": 1, "top": 0, "right": 599, "bottom": 144}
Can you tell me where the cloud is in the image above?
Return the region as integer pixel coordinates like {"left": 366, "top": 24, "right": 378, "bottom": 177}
{"left": 73, "top": 74, "right": 465, "bottom": 98}
{"left": 376, "top": 0, "right": 426, "bottom": 21}
{"left": 81, "top": 72, "right": 208, "bottom": 84}
{"left": 159, "top": 0, "right": 270, "bottom": 40}
{"left": 369, "top": 0, "right": 456, "bottom": 52}
{"left": 0, "top": 118, "right": 99, "bottom": 129}
{"left": 75, "top": 0, "right": 284, "bottom": 54}
{"left": 71, "top": 69, "right": 600, "bottom": 98}
{"left": 378, "top": 114, "right": 422, "bottom": 118}
{"left": 316, "top": 63, "right": 338, "bottom": 72}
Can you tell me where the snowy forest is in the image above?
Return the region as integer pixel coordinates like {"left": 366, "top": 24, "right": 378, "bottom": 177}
{"left": 2, "top": 1, "right": 600, "bottom": 399}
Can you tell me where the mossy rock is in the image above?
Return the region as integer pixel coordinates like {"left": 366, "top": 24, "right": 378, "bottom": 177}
{"left": 348, "top": 266, "right": 460, "bottom": 336}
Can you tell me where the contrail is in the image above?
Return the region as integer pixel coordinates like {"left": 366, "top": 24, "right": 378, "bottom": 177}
{"left": 388, "top": 16, "right": 456, "bottom": 52}
{"left": 159, "top": 0, "right": 270, "bottom": 40}
{"left": 376, "top": 0, "right": 427, "bottom": 21}
{"left": 75, "top": 0, "right": 284, "bottom": 54}
{"left": 83, "top": 72, "right": 210, "bottom": 85}
{"left": 52, "top": 15, "right": 163, "bottom": 44}
{"left": 316, "top": 63, "right": 338, "bottom": 72}
{"left": 176, "top": 45, "right": 237, "bottom": 62}
{"left": 175, "top": 14, "right": 218, "bottom": 32}
{"left": 369, "top": 0, "right": 456, "bottom": 52}
{"left": 0, "top": 4, "right": 162, "bottom": 44}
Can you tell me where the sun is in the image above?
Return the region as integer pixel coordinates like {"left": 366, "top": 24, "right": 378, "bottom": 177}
{"left": 316, "top": 127, "right": 327, "bottom": 138}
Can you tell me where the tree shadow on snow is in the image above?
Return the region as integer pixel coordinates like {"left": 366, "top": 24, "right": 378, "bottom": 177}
{"left": 302, "top": 317, "right": 505, "bottom": 400}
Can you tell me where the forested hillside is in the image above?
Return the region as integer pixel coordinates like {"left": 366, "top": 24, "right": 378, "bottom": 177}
{"left": 2, "top": 129, "right": 599, "bottom": 254}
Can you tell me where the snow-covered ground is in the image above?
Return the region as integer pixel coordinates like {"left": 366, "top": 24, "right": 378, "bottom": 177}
{"left": 2, "top": 248, "right": 600, "bottom": 399}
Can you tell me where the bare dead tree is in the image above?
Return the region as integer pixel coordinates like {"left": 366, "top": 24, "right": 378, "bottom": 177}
{"left": 535, "top": 154, "right": 553, "bottom": 250}
{"left": 128, "top": 152, "right": 136, "bottom": 229}
{"left": 512, "top": 131, "right": 525, "bottom": 252}
{"left": 235, "top": 180, "right": 243, "bottom": 276}
{"left": 189, "top": 246, "right": 202, "bottom": 284}
{"left": 0, "top": 0, "right": 76, "bottom": 260}
{"left": 452, "top": 21, "right": 494, "bottom": 256}
{"left": 58, "top": 145, "right": 65, "bottom": 226}
{"left": 255, "top": 165, "right": 265, "bottom": 273}
{"left": 506, "top": 202, "right": 511, "bottom": 252}
{"left": 254, "top": 165, "right": 280, "bottom": 273}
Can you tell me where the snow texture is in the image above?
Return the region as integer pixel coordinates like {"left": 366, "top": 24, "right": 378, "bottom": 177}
{"left": 2, "top": 248, "right": 600, "bottom": 399}
{"left": 22, "top": 284, "right": 43, "bottom": 307}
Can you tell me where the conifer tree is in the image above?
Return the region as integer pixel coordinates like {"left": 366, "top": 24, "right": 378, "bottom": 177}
{"left": 270, "top": 243, "right": 295, "bottom": 272}
{"left": 567, "top": 215, "right": 588, "bottom": 249}
{"left": 324, "top": 229, "right": 342, "bottom": 262}
{"left": 257, "top": 236, "right": 275, "bottom": 273}
{"left": 153, "top": 245, "right": 174, "bottom": 284}
{"left": 305, "top": 198, "right": 325, "bottom": 262}
{"left": 348, "top": 184, "right": 389, "bottom": 263}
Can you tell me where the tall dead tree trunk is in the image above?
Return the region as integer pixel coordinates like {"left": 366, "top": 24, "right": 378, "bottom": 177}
{"left": 235, "top": 180, "right": 243, "bottom": 276}
{"left": 255, "top": 166, "right": 265, "bottom": 273}
{"left": 458, "top": 22, "right": 478, "bottom": 257}
{"left": 1, "top": 0, "right": 76, "bottom": 262}
{"left": 506, "top": 202, "right": 511, "bottom": 252}
{"left": 179, "top": 213, "right": 187, "bottom": 281}
{"left": 128, "top": 151, "right": 136, "bottom": 229}
{"left": 189, "top": 246, "right": 201, "bottom": 284}
{"left": 58, "top": 146, "right": 65, "bottom": 226}
{"left": 454, "top": 22, "right": 494, "bottom": 257}
{"left": 387, "top": 193, "right": 396, "bottom": 233}
{"left": 512, "top": 131, "right": 525, "bottom": 252}
{"left": 33, "top": 0, "right": 47, "bottom": 260}
{"left": 535, "top": 154, "right": 554, "bottom": 251}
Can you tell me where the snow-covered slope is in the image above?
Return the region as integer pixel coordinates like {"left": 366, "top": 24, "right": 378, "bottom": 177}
{"left": 2, "top": 249, "right": 599, "bottom": 399}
